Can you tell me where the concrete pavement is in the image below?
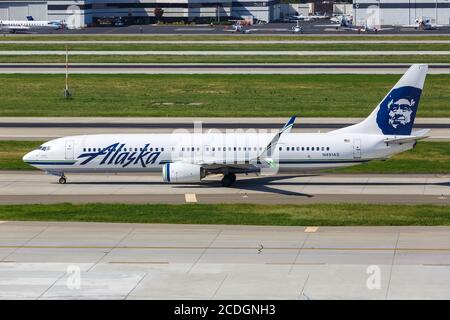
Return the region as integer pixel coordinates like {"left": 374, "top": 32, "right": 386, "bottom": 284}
{"left": 0, "top": 172, "right": 448, "bottom": 205}
{"left": 0, "top": 221, "right": 449, "bottom": 299}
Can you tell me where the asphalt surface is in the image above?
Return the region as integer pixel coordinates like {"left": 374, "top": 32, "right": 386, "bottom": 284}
{"left": 2, "top": 50, "right": 450, "bottom": 55}
{"left": 6, "top": 22, "right": 450, "bottom": 35}
{"left": 2, "top": 40, "right": 450, "bottom": 44}
{"left": 0, "top": 172, "right": 448, "bottom": 205}
{"left": 2, "top": 63, "right": 450, "bottom": 74}
{"left": 1, "top": 221, "right": 449, "bottom": 299}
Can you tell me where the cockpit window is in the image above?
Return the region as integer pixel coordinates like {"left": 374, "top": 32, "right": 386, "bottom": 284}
{"left": 37, "top": 145, "right": 51, "bottom": 151}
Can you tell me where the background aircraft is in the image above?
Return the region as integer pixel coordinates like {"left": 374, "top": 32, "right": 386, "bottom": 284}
{"left": 0, "top": 16, "right": 64, "bottom": 33}
{"left": 317, "top": 15, "right": 392, "bottom": 33}
{"left": 401, "top": 17, "right": 442, "bottom": 30}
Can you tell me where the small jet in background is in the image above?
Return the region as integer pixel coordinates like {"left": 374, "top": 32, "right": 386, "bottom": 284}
{"left": 401, "top": 17, "right": 442, "bottom": 30}
{"left": 286, "top": 13, "right": 330, "bottom": 22}
{"left": 0, "top": 16, "right": 64, "bottom": 33}
{"left": 225, "top": 21, "right": 255, "bottom": 34}
{"left": 317, "top": 15, "right": 392, "bottom": 33}
{"left": 291, "top": 21, "right": 304, "bottom": 34}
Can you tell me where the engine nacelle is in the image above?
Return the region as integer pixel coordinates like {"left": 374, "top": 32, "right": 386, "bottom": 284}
{"left": 162, "top": 162, "right": 205, "bottom": 183}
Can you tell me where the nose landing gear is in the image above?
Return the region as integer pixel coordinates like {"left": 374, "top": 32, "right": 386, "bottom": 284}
{"left": 221, "top": 173, "right": 236, "bottom": 187}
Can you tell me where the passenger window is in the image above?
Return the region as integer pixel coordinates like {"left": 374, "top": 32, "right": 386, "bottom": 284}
{"left": 286, "top": 147, "right": 290, "bottom": 151}
{"left": 322, "top": 147, "right": 324, "bottom": 151}
{"left": 83, "top": 148, "right": 86, "bottom": 152}
{"left": 307, "top": 147, "right": 309, "bottom": 151}
{"left": 182, "top": 147, "right": 185, "bottom": 151}
{"left": 88, "top": 148, "right": 91, "bottom": 152}
{"left": 296, "top": 147, "right": 300, "bottom": 151}
{"left": 238, "top": 147, "right": 241, "bottom": 151}
{"left": 327, "top": 147, "right": 330, "bottom": 151}
{"left": 279, "top": 147, "right": 282, "bottom": 151}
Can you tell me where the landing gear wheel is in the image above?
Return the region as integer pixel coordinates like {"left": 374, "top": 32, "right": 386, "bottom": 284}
{"left": 59, "top": 177, "right": 67, "bottom": 184}
{"left": 221, "top": 173, "right": 236, "bottom": 187}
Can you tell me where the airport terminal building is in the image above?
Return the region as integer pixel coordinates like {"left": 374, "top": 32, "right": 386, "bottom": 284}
{"left": 0, "top": 0, "right": 283, "bottom": 27}
{"left": 353, "top": 0, "right": 450, "bottom": 26}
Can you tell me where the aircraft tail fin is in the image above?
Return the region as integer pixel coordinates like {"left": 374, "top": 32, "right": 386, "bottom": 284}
{"left": 332, "top": 64, "right": 428, "bottom": 136}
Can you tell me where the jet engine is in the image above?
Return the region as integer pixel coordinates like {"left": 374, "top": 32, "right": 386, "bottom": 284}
{"left": 162, "top": 163, "right": 206, "bottom": 183}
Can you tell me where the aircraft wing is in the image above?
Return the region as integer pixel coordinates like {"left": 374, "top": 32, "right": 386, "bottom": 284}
{"left": 2, "top": 25, "right": 30, "bottom": 30}
{"left": 315, "top": 24, "right": 340, "bottom": 27}
{"left": 383, "top": 129, "right": 430, "bottom": 144}
{"left": 196, "top": 116, "right": 296, "bottom": 172}
{"left": 400, "top": 24, "right": 419, "bottom": 28}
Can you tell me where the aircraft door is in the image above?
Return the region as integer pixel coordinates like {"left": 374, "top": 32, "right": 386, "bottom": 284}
{"left": 65, "top": 140, "right": 74, "bottom": 159}
{"left": 353, "top": 139, "right": 361, "bottom": 159}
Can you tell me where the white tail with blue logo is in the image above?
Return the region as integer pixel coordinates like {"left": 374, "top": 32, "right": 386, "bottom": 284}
{"left": 333, "top": 64, "right": 428, "bottom": 136}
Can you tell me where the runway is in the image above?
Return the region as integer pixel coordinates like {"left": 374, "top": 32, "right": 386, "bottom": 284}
{"left": 1, "top": 117, "right": 449, "bottom": 141}
{"left": 0, "top": 221, "right": 449, "bottom": 299}
{"left": 0, "top": 172, "right": 448, "bottom": 205}
{"left": 1, "top": 50, "right": 449, "bottom": 55}
{"left": 2, "top": 63, "right": 450, "bottom": 74}
{"left": 3, "top": 40, "right": 450, "bottom": 44}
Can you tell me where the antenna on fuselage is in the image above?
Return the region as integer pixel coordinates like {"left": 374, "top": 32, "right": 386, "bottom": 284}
{"left": 63, "top": 45, "right": 72, "bottom": 99}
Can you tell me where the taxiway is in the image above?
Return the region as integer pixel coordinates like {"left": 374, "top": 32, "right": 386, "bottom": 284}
{"left": 0, "top": 172, "right": 448, "bottom": 205}
{"left": 2, "top": 63, "right": 450, "bottom": 74}
{"left": 0, "top": 221, "right": 449, "bottom": 299}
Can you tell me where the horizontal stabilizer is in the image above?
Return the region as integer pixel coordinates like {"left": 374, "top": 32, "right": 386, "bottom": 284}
{"left": 383, "top": 129, "right": 430, "bottom": 144}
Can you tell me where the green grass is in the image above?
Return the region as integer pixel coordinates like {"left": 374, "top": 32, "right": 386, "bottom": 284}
{"left": 3, "top": 141, "right": 450, "bottom": 174}
{"left": 0, "top": 74, "right": 449, "bottom": 117}
{"left": 2, "top": 54, "right": 450, "bottom": 64}
{"left": 2, "top": 43, "right": 450, "bottom": 51}
{"left": 0, "top": 140, "right": 42, "bottom": 170}
{"left": 0, "top": 203, "right": 448, "bottom": 225}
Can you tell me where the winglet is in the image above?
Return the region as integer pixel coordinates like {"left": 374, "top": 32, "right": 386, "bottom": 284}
{"left": 281, "top": 116, "right": 296, "bottom": 134}
{"left": 258, "top": 116, "right": 296, "bottom": 159}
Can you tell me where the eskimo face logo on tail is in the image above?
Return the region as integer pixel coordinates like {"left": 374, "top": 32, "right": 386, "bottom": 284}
{"left": 77, "top": 142, "right": 161, "bottom": 168}
{"left": 376, "top": 86, "right": 422, "bottom": 135}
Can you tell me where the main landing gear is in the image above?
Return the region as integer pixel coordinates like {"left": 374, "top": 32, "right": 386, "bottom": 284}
{"left": 58, "top": 175, "right": 67, "bottom": 184}
{"left": 221, "top": 173, "right": 236, "bottom": 187}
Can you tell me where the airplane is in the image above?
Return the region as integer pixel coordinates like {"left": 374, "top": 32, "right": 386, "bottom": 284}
{"left": 287, "top": 13, "right": 330, "bottom": 22}
{"left": 401, "top": 17, "right": 442, "bottom": 30}
{"left": 0, "top": 16, "right": 64, "bottom": 33}
{"left": 291, "top": 20, "right": 304, "bottom": 34}
{"left": 317, "top": 15, "right": 392, "bottom": 33}
{"left": 23, "top": 64, "right": 429, "bottom": 187}
{"left": 225, "top": 22, "right": 253, "bottom": 34}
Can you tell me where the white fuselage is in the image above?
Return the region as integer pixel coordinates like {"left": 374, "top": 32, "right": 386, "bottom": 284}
{"left": 23, "top": 132, "right": 414, "bottom": 175}
{"left": 0, "top": 20, "right": 62, "bottom": 31}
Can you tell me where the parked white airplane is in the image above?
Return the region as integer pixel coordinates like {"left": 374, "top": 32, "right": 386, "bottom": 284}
{"left": 23, "top": 64, "right": 429, "bottom": 187}
{"left": 318, "top": 15, "right": 392, "bottom": 33}
{"left": 0, "top": 16, "right": 64, "bottom": 33}
{"left": 288, "top": 14, "right": 330, "bottom": 22}
{"left": 401, "top": 17, "right": 442, "bottom": 30}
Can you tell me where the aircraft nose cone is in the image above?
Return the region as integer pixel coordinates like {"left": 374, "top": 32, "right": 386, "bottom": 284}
{"left": 22, "top": 151, "right": 34, "bottom": 162}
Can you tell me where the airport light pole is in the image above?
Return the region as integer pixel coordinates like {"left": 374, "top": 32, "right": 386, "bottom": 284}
{"left": 63, "top": 45, "right": 71, "bottom": 99}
